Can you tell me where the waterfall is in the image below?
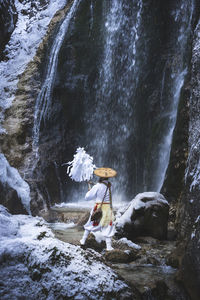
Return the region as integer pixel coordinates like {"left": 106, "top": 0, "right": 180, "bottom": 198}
{"left": 80, "top": 0, "right": 194, "bottom": 200}
{"left": 83, "top": 0, "right": 143, "bottom": 200}
{"left": 154, "top": 0, "right": 194, "bottom": 191}
{"left": 33, "top": 0, "right": 195, "bottom": 204}
{"left": 33, "top": 0, "right": 81, "bottom": 152}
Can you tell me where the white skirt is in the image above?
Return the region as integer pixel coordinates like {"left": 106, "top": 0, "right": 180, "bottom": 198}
{"left": 84, "top": 203, "right": 115, "bottom": 238}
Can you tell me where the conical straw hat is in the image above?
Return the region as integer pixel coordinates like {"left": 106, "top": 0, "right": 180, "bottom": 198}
{"left": 94, "top": 167, "right": 117, "bottom": 178}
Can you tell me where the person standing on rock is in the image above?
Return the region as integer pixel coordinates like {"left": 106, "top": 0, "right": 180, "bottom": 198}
{"left": 80, "top": 167, "right": 117, "bottom": 251}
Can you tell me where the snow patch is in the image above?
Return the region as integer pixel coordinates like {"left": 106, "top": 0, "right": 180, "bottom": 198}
{"left": 115, "top": 192, "right": 168, "bottom": 229}
{"left": 0, "top": 0, "right": 67, "bottom": 132}
{"left": 0, "top": 206, "right": 132, "bottom": 299}
{"left": 191, "top": 231, "right": 196, "bottom": 239}
{"left": 195, "top": 215, "right": 200, "bottom": 223}
{"left": 0, "top": 205, "right": 19, "bottom": 238}
{"left": 118, "top": 237, "right": 141, "bottom": 250}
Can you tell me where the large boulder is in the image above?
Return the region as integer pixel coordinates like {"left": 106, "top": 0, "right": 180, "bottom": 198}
{"left": 115, "top": 192, "right": 169, "bottom": 240}
{"left": 0, "top": 206, "right": 134, "bottom": 299}
{"left": 105, "top": 248, "right": 139, "bottom": 263}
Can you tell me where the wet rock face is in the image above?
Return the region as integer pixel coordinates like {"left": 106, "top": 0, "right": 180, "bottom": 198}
{"left": 0, "top": 182, "right": 27, "bottom": 215}
{"left": 0, "top": 2, "right": 72, "bottom": 215}
{"left": 37, "top": 0, "right": 104, "bottom": 203}
{"left": 177, "top": 19, "right": 200, "bottom": 300}
{"left": 115, "top": 193, "right": 169, "bottom": 241}
{"left": 179, "top": 222, "right": 200, "bottom": 300}
{"left": 161, "top": 84, "right": 189, "bottom": 203}
{"left": 0, "top": 0, "right": 17, "bottom": 60}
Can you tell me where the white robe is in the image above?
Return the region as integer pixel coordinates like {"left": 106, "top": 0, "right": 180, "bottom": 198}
{"left": 84, "top": 181, "right": 115, "bottom": 237}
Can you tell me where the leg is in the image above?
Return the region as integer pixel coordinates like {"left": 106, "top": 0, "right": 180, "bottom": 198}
{"left": 80, "top": 229, "right": 90, "bottom": 245}
{"left": 106, "top": 237, "right": 114, "bottom": 251}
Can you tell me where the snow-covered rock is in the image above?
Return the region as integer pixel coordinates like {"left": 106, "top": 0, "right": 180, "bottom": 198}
{"left": 0, "top": 206, "right": 133, "bottom": 299}
{"left": 118, "top": 238, "right": 141, "bottom": 250}
{"left": 0, "top": 0, "right": 67, "bottom": 133}
{"left": 0, "top": 154, "right": 31, "bottom": 214}
{"left": 115, "top": 192, "right": 169, "bottom": 240}
{"left": 0, "top": 0, "right": 17, "bottom": 59}
{"left": 0, "top": 205, "right": 19, "bottom": 237}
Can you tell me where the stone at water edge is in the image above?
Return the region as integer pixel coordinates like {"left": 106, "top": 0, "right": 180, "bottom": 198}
{"left": 105, "top": 248, "right": 140, "bottom": 263}
{"left": 115, "top": 192, "right": 169, "bottom": 241}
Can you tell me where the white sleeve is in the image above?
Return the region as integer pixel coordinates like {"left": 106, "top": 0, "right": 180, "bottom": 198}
{"left": 85, "top": 184, "right": 98, "bottom": 200}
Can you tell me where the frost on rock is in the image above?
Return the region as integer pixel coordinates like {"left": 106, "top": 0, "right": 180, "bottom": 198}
{"left": 115, "top": 192, "right": 169, "bottom": 230}
{"left": 115, "top": 192, "right": 169, "bottom": 240}
{"left": 0, "top": 205, "right": 19, "bottom": 237}
{"left": 118, "top": 238, "right": 141, "bottom": 250}
{"left": 0, "top": 206, "right": 133, "bottom": 299}
{"left": 0, "top": 154, "right": 31, "bottom": 214}
{"left": 0, "top": 0, "right": 67, "bottom": 132}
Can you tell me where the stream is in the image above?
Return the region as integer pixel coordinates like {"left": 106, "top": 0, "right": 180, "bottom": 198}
{"left": 45, "top": 204, "right": 188, "bottom": 299}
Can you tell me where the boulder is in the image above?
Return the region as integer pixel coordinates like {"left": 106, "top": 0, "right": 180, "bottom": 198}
{"left": 105, "top": 249, "right": 139, "bottom": 263}
{"left": 0, "top": 182, "right": 27, "bottom": 215}
{"left": 115, "top": 192, "right": 169, "bottom": 240}
{"left": 0, "top": 207, "right": 135, "bottom": 300}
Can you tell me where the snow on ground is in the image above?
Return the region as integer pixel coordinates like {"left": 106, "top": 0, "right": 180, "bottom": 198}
{"left": 118, "top": 238, "right": 141, "bottom": 250}
{"left": 0, "top": 205, "right": 133, "bottom": 299}
{"left": 0, "top": 0, "right": 67, "bottom": 133}
{"left": 115, "top": 192, "right": 169, "bottom": 229}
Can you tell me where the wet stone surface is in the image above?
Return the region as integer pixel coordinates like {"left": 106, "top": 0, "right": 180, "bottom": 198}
{"left": 46, "top": 206, "right": 190, "bottom": 299}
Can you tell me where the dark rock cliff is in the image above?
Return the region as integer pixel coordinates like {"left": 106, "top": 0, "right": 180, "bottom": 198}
{"left": 161, "top": 3, "right": 200, "bottom": 298}
{"left": 177, "top": 19, "right": 200, "bottom": 300}
{"left": 0, "top": 2, "right": 73, "bottom": 214}
{"left": 0, "top": 0, "right": 17, "bottom": 60}
{"left": 31, "top": 0, "right": 197, "bottom": 205}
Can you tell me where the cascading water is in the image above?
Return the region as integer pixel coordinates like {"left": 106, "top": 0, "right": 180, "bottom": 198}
{"left": 33, "top": 0, "right": 81, "bottom": 158}
{"left": 83, "top": 0, "right": 143, "bottom": 200}
{"left": 153, "top": 0, "right": 195, "bottom": 192}
{"left": 80, "top": 0, "right": 194, "bottom": 199}
{"left": 35, "top": 0, "right": 195, "bottom": 204}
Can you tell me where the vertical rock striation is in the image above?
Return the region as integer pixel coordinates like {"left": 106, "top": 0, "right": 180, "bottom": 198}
{"left": 177, "top": 18, "right": 200, "bottom": 300}
{"left": 162, "top": 3, "right": 200, "bottom": 297}
{"left": 0, "top": 1, "right": 72, "bottom": 214}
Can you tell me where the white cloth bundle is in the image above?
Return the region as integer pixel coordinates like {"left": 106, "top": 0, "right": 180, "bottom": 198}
{"left": 67, "top": 147, "right": 96, "bottom": 182}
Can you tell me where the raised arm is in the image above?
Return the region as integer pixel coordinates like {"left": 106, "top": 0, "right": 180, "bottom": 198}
{"left": 85, "top": 184, "right": 98, "bottom": 200}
